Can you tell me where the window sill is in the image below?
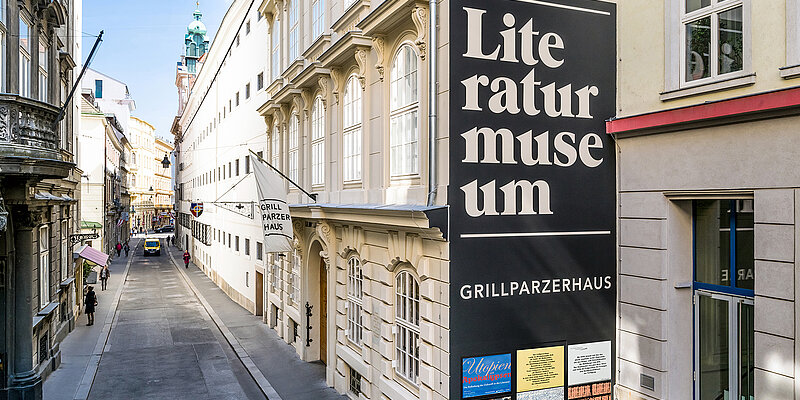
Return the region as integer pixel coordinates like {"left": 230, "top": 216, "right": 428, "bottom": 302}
{"left": 343, "top": 180, "right": 362, "bottom": 189}
{"left": 779, "top": 64, "right": 800, "bottom": 79}
{"left": 660, "top": 72, "right": 756, "bottom": 101}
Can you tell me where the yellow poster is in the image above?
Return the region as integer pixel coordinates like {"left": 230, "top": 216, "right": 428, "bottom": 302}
{"left": 516, "top": 346, "right": 565, "bottom": 392}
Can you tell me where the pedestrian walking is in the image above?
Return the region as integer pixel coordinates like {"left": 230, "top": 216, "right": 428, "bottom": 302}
{"left": 124, "top": 242, "right": 130, "bottom": 257}
{"left": 84, "top": 286, "right": 97, "bottom": 326}
{"left": 115, "top": 242, "right": 122, "bottom": 257}
{"left": 183, "top": 251, "right": 190, "bottom": 269}
{"left": 99, "top": 266, "right": 110, "bottom": 290}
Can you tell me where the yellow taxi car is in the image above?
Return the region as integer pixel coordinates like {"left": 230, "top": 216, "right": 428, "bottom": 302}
{"left": 143, "top": 237, "right": 161, "bottom": 256}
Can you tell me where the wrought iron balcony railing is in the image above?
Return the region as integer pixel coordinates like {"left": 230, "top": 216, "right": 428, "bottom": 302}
{"left": 0, "top": 94, "right": 72, "bottom": 177}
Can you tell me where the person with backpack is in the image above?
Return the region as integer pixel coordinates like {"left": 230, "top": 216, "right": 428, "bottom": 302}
{"left": 183, "top": 251, "right": 191, "bottom": 269}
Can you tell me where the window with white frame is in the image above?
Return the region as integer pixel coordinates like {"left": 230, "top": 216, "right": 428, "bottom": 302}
{"left": 682, "top": 0, "right": 744, "bottom": 83}
{"left": 19, "top": 16, "right": 31, "bottom": 98}
{"left": 346, "top": 256, "right": 363, "bottom": 345}
{"left": 312, "top": 0, "right": 324, "bottom": 38}
{"left": 60, "top": 221, "right": 68, "bottom": 280}
{"left": 39, "top": 226, "right": 49, "bottom": 309}
{"left": 394, "top": 270, "right": 419, "bottom": 384}
{"left": 288, "top": 248, "right": 300, "bottom": 305}
{"left": 342, "top": 75, "right": 362, "bottom": 182}
{"left": 288, "top": 0, "right": 299, "bottom": 61}
{"left": 288, "top": 115, "right": 299, "bottom": 183}
{"left": 271, "top": 18, "right": 281, "bottom": 80}
{"left": 269, "top": 254, "right": 281, "bottom": 293}
{"left": 311, "top": 96, "right": 325, "bottom": 186}
{"left": 38, "top": 39, "right": 48, "bottom": 102}
{"left": 389, "top": 45, "right": 419, "bottom": 177}
{"left": 271, "top": 123, "right": 281, "bottom": 171}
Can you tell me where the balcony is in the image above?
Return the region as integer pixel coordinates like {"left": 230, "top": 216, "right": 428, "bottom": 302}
{"left": 0, "top": 94, "right": 72, "bottom": 178}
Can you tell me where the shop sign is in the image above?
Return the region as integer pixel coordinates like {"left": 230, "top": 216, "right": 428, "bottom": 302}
{"left": 448, "top": 0, "right": 617, "bottom": 398}
{"left": 190, "top": 202, "right": 204, "bottom": 218}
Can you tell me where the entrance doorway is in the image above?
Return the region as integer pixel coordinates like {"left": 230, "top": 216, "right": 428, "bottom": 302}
{"left": 319, "top": 257, "right": 327, "bottom": 364}
{"left": 255, "top": 271, "right": 264, "bottom": 317}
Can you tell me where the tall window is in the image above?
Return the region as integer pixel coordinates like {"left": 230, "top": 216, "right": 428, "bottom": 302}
{"left": 346, "top": 256, "right": 363, "bottom": 345}
{"left": 389, "top": 45, "right": 419, "bottom": 177}
{"left": 245, "top": 238, "right": 250, "bottom": 256}
{"left": 342, "top": 75, "right": 362, "bottom": 182}
{"left": 288, "top": 0, "right": 299, "bottom": 61}
{"left": 0, "top": 1, "right": 5, "bottom": 92}
{"left": 257, "top": 72, "right": 264, "bottom": 90}
{"left": 19, "top": 17, "right": 31, "bottom": 98}
{"left": 694, "top": 199, "right": 754, "bottom": 400}
{"left": 256, "top": 241, "right": 264, "bottom": 261}
{"left": 38, "top": 40, "right": 48, "bottom": 102}
{"left": 395, "top": 270, "right": 419, "bottom": 384}
{"left": 95, "top": 79, "right": 103, "bottom": 98}
{"left": 39, "top": 226, "right": 49, "bottom": 308}
{"left": 271, "top": 123, "right": 281, "bottom": 171}
{"left": 683, "top": 0, "right": 743, "bottom": 83}
{"left": 311, "top": 96, "right": 325, "bottom": 186}
{"left": 60, "top": 221, "right": 68, "bottom": 280}
{"left": 288, "top": 116, "right": 300, "bottom": 182}
{"left": 271, "top": 18, "right": 281, "bottom": 80}
{"left": 312, "top": 0, "right": 324, "bottom": 38}
{"left": 288, "top": 248, "right": 300, "bottom": 305}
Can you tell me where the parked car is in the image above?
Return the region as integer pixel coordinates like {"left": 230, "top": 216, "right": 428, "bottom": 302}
{"left": 154, "top": 225, "right": 174, "bottom": 233}
{"left": 143, "top": 238, "right": 161, "bottom": 256}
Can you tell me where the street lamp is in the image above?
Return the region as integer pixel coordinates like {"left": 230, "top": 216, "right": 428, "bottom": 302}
{"left": 161, "top": 153, "right": 171, "bottom": 169}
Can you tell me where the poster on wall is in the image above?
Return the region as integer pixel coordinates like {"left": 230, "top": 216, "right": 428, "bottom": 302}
{"left": 462, "top": 353, "right": 513, "bottom": 398}
{"left": 448, "top": 0, "right": 617, "bottom": 398}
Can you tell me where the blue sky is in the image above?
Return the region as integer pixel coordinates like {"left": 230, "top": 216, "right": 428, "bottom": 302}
{"left": 82, "top": 0, "right": 232, "bottom": 140}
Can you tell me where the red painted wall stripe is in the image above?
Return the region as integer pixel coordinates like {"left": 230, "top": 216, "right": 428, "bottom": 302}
{"left": 607, "top": 87, "right": 800, "bottom": 134}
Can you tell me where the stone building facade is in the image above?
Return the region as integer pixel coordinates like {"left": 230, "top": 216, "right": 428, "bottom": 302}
{"left": 174, "top": 0, "right": 449, "bottom": 399}
{"left": 609, "top": 0, "right": 800, "bottom": 399}
{"left": 0, "top": 0, "right": 82, "bottom": 398}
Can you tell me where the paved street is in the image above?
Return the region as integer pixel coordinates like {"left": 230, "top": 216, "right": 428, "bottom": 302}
{"left": 43, "top": 234, "right": 345, "bottom": 400}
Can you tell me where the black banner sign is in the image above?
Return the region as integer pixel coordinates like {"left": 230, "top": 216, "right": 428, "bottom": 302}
{"left": 448, "top": 0, "right": 616, "bottom": 398}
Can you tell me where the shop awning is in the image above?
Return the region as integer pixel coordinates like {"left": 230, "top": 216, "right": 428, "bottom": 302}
{"left": 77, "top": 245, "right": 110, "bottom": 267}
{"left": 80, "top": 221, "right": 102, "bottom": 230}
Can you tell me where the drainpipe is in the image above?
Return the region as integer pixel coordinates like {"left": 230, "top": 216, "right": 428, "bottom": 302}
{"left": 426, "top": 0, "right": 438, "bottom": 206}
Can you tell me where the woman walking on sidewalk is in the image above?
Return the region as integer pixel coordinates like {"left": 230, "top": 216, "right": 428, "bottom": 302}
{"left": 183, "top": 251, "right": 191, "bottom": 268}
{"left": 84, "top": 286, "right": 98, "bottom": 326}
{"left": 115, "top": 242, "right": 122, "bottom": 257}
{"left": 124, "top": 242, "right": 130, "bottom": 257}
{"left": 99, "top": 266, "right": 110, "bottom": 290}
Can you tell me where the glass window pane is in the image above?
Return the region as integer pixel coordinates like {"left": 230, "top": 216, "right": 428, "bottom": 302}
{"left": 698, "top": 295, "right": 730, "bottom": 400}
{"left": 695, "top": 200, "right": 730, "bottom": 286}
{"left": 686, "top": 17, "right": 711, "bottom": 81}
{"left": 686, "top": 0, "right": 710, "bottom": 13}
{"left": 718, "top": 7, "right": 743, "bottom": 75}
{"left": 738, "top": 302, "right": 754, "bottom": 400}
{"left": 735, "top": 200, "right": 754, "bottom": 290}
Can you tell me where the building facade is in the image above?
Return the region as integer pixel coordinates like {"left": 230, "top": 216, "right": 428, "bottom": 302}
{"left": 610, "top": 0, "right": 800, "bottom": 399}
{"left": 174, "top": 1, "right": 449, "bottom": 399}
{"left": 0, "top": 0, "right": 83, "bottom": 398}
{"left": 129, "top": 117, "right": 174, "bottom": 233}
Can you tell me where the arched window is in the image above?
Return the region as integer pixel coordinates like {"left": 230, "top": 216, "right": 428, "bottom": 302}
{"left": 311, "top": 96, "right": 325, "bottom": 186}
{"left": 394, "top": 270, "right": 419, "bottom": 384}
{"left": 271, "top": 122, "right": 281, "bottom": 171}
{"left": 389, "top": 45, "right": 419, "bottom": 177}
{"left": 342, "top": 75, "right": 362, "bottom": 182}
{"left": 288, "top": 114, "right": 299, "bottom": 182}
{"left": 189, "top": 43, "right": 197, "bottom": 57}
{"left": 346, "top": 256, "right": 363, "bottom": 345}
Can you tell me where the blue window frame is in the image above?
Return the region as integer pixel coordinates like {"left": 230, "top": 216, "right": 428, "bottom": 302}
{"left": 95, "top": 79, "right": 103, "bottom": 98}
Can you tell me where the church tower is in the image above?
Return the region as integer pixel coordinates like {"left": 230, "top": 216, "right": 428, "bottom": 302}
{"left": 176, "top": 2, "right": 209, "bottom": 116}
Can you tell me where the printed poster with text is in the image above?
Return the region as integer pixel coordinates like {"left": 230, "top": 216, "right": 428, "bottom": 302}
{"left": 448, "top": 0, "right": 617, "bottom": 397}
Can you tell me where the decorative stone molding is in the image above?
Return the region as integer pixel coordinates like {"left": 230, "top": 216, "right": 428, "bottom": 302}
{"left": 386, "top": 231, "right": 423, "bottom": 272}
{"left": 11, "top": 206, "right": 44, "bottom": 229}
{"left": 319, "top": 250, "right": 331, "bottom": 271}
{"left": 371, "top": 36, "right": 386, "bottom": 81}
{"left": 329, "top": 68, "right": 345, "bottom": 103}
{"left": 340, "top": 225, "right": 366, "bottom": 258}
{"left": 300, "top": 89, "right": 314, "bottom": 120}
{"left": 354, "top": 47, "right": 369, "bottom": 89}
{"left": 316, "top": 221, "right": 335, "bottom": 251}
{"left": 317, "top": 77, "right": 329, "bottom": 108}
{"left": 290, "top": 94, "right": 304, "bottom": 115}
{"left": 411, "top": 7, "right": 427, "bottom": 59}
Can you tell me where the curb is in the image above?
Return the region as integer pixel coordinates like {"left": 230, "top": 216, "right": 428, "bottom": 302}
{"left": 167, "top": 247, "right": 282, "bottom": 400}
{"left": 72, "top": 238, "right": 140, "bottom": 400}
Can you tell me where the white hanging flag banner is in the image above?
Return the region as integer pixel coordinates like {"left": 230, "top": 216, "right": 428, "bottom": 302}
{"left": 252, "top": 156, "right": 293, "bottom": 252}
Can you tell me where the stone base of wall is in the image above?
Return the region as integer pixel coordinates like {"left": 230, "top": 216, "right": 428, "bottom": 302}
{"left": 615, "top": 385, "right": 659, "bottom": 400}
{"left": 201, "top": 265, "right": 255, "bottom": 314}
